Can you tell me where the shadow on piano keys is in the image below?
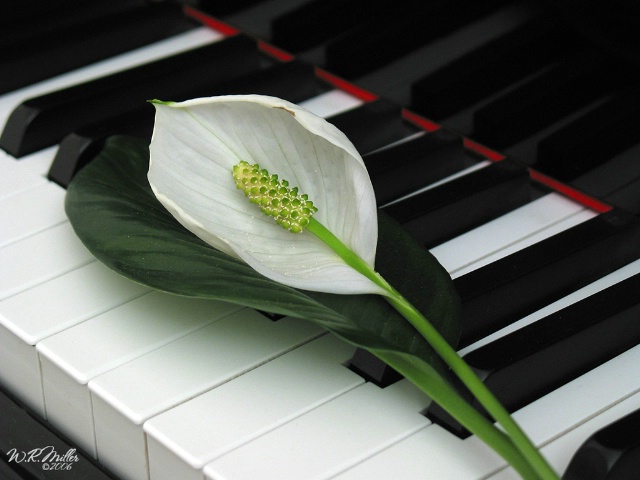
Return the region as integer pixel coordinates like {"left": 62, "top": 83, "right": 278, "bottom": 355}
{"left": 2, "top": 0, "right": 640, "bottom": 479}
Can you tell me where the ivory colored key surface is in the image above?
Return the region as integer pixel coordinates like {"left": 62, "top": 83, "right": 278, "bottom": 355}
{"left": 35, "top": 292, "right": 244, "bottom": 457}
{"left": 0, "top": 222, "right": 94, "bottom": 300}
{"left": 203, "top": 379, "right": 430, "bottom": 480}
{"left": 0, "top": 261, "right": 149, "bottom": 417}
{"left": 299, "top": 89, "right": 364, "bottom": 117}
{"left": 144, "top": 334, "right": 363, "bottom": 480}
{"left": 0, "top": 182, "right": 67, "bottom": 247}
{"left": 90, "top": 312, "right": 323, "bottom": 480}
{"left": 0, "top": 149, "right": 51, "bottom": 199}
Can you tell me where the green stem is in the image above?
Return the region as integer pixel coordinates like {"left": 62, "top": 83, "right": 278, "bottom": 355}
{"left": 373, "top": 349, "right": 539, "bottom": 480}
{"left": 307, "top": 218, "right": 559, "bottom": 480}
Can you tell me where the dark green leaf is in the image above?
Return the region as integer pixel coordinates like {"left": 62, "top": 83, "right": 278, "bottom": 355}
{"left": 65, "top": 135, "right": 461, "bottom": 378}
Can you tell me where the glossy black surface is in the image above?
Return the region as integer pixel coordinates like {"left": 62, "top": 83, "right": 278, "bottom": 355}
{"left": 564, "top": 408, "right": 640, "bottom": 479}
{"left": 455, "top": 209, "right": 640, "bottom": 347}
{"left": 429, "top": 273, "right": 640, "bottom": 437}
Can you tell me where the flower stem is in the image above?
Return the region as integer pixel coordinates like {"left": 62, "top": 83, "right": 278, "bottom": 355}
{"left": 372, "top": 349, "right": 539, "bottom": 480}
{"left": 306, "top": 218, "right": 559, "bottom": 480}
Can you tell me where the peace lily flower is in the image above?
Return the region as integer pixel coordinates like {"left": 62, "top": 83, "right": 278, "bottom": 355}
{"left": 147, "top": 95, "right": 384, "bottom": 295}
{"left": 147, "top": 94, "right": 559, "bottom": 480}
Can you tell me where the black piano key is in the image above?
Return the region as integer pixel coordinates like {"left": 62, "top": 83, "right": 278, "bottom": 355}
{"left": 0, "top": 35, "right": 264, "bottom": 158}
{"left": 410, "top": 16, "right": 580, "bottom": 121}
{"left": 270, "top": 0, "right": 389, "bottom": 53}
{"left": 221, "top": 0, "right": 313, "bottom": 41}
{"left": 473, "top": 50, "right": 637, "bottom": 149}
{"left": 323, "top": 0, "right": 510, "bottom": 80}
{"left": 382, "top": 158, "right": 532, "bottom": 248}
{"left": 534, "top": 89, "right": 640, "bottom": 181}
{"left": 326, "top": 99, "right": 420, "bottom": 155}
{"left": 428, "top": 273, "right": 640, "bottom": 438}
{"left": 363, "top": 128, "right": 467, "bottom": 206}
{"left": 48, "top": 61, "right": 327, "bottom": 187}
{"left": 603, "top": 177, "right": 640, "bottom": 217}
{"left": 198, "top": 0, "right": 267, "bottom": 17}
{"left": 564, "top": 408, "right": 640, "bottom": 480}
{"left": 0, "top": 3, "right": 195, "bottom": 95}
{"left": 0, "top": 0, "right": 92, "bottom": 20}
{"left": 455, "top": 208, "right": 640, "bottom": 347}
{"left": 570, "top": 142, "right": 640, "bottom": 200}
{"left": 0, "top": 385, "right": 115, "bottom": 479}
{"left": 347, "top": 348, "right": 403, "bottom": 387}
{"left": 48, "top": 112, "right": 154, "bottom": 188}
{"left": 0, "top": 0, "right": 140, "bottom": 48}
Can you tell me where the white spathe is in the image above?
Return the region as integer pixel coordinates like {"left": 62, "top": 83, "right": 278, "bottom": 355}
{"left": 147, "top": 95, "right": 383, "bottom": 295}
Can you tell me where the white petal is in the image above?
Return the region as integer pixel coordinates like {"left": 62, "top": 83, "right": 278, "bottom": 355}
{"left": 148, "top": 95, "right": 382, "bottom": 295}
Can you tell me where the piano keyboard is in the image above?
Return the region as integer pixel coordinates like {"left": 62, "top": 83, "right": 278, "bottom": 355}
{"left": 2, "top": 1, "right": 640, "bottom": 479}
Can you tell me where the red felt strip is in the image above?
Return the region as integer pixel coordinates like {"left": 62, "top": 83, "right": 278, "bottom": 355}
{"left": 529, "top": 170, "right": 612, "bottom": 213}
{"left": 182, "top": 6, "right": 239, "bottom": 35}
{"left": 257, "top": 41, "right": 295, "bottom": 62}
{"left": 314, "top": 68, "right": 379, "bottom": 102}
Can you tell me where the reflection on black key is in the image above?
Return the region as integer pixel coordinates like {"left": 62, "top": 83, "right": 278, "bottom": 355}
{"left": 324, "top": 0, "right": 510, "bottom": 79}
{"left": 455, "top": 208, "right": 640, "bottom": 347}
{"left": 383, "top": 158, "right": 531, "bottom": 248}
{"left": 410, "top": 16, "right": 579, "bottom": 120}
{"left": 1, "top": 36, "right": 263, "bottom": 157}
{"left": 364, "top": 128, "right": 466, "bottom": 206}
{"left": 0, "top": 3, "right": 195, "bottom": 94}
{"left": 564, "top": 407, "right": 640, "bottom": 480}
{"left": 429, "top": 273, "right": 640, "bottom": 438}
{"left": 473, "top": 51, "right": 635, "bottom": 149}
{"left": 49, "top": 61, "right": 328, "bottom": 187}
{"left": 327, "top": 99, "right": 419, "bottom": 154}
{"left": 535, "top": 89, "right": 640, "bottom": 181}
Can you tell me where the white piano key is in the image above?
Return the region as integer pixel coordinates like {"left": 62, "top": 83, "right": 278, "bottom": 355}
{"left": 90, "top": 312, "right": 323, "bottom": 480}
{"left": 0, "top": 181, "right": 67, "bottom": 247}
{"left": 333, "top": 343, "right": 640, "bottom": 480}
{"left": 0, "top": 221, "right": 94, "bottom": 300}
{"left": 144, "top": 334, "right": 363, "bottom": 480}
{"left": 0, "top": 150, "right": 49, "bottom": 199}
{"left": 0, "top": 27, "right": 224, "bottom": 130}
{"left": 0, "top": 322, "right": 49, "bottom": 417}
{"left": 431, "top": 192, "right": 594, "bottom": 276}
{"left": 299, "top": 90, "right": 364, "bottom": 118}
{"left": 0, "top": 261, "right": 149, "bottom": 416}
{"left": 488, "top": 391, "right": 640, "bottom": 479}
{"left": 36, "top": 292, "right": 244, "bottom": 457}
{"left": 203, "top": 379, "right": 430, "bottom": 480}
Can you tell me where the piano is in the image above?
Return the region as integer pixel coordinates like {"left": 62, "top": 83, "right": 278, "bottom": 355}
{"left": 2, "top": 1, "right": 640, "bottom": 478}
